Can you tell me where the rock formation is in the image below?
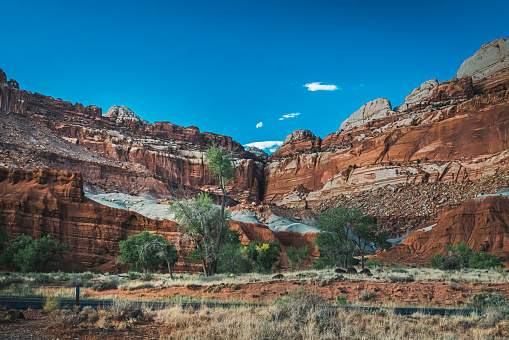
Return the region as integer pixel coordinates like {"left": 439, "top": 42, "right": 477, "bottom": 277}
{"left": 2, "top": 37, "right": 509, "bottom": 268}
{"left": 457, "top": 37, "right": 509, "bottom": 81}
{"left": 0, "top": 70, "right": 265, "bottom": 202}
{"left": 377, "top": 195, "right": 509, "bottom": 265}
{"left": 339, "top": 98, "right": 394, "bottom": 132}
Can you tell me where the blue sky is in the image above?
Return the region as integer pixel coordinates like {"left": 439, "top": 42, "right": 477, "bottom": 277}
{"left": 2, "top": 1, "right": 509, "bottom": 153}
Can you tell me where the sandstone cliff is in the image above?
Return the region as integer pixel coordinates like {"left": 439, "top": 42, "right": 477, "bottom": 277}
{"left": 0, "top": 73, "right": 265, "bottom": 203}
{"left": 265, "top": 37, "right": 509, "bottom": 236}
{"left": 377, "top": 195, "right": 509, "bottom": 265}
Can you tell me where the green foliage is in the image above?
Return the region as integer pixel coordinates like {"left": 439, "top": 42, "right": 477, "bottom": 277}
{"left": 364, "top": 260, "right": 381, "bottom": 268}
{"left": 314, "top": 206, "right": 387, "bottom": 269}
{"left": 246, "top": 241, "right": 282, "bottom": 273}
{"left": 127, "top": 271, "right": 141, "bottom": 280}
{"left": 430, "top": 254, "right": 445, "bottom": 269}
{"left": 336, "top": 295, "right": 347, "bottom": 305}
{"left": 468, "top": 252, "right": 504, "bottom": 269}
{"left": 0, "top": 234, "right": 69, "bottom": 273}
{"left": 217, "top": 244, "right": 252, "bottom": 274}
{"left": 431, "top": 242, "right": 504, "bottom": 270}
{"left": 286, "top": 245, "right": 309, "bottom": 271}
{"left": 118, "top": 231, "right": 178, "bottom": 274}
{"left": 169, "top": 192, "right": 231, "bottom": 275}
{"left": 204, "top": 147, "right": 235, "bottom": 185}
{"left": 0, "top": 227, "right": 8, "bottom": 245}
{"left": 286, "top": 246, "right": 298, "bottom": 267}
{"left": 467, "top": 292, "right": 507, "bottom": 310}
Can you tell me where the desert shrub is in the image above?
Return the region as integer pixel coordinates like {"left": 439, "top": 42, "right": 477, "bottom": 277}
{"left": 32, "top": 273, "right": 56, "bottom": 286}
{"left": 390, "top": 266, "right": 408, "bottom": 273}
{"left": 128, "top": 271, "right": 141, "bottom": 280}
{"left": 43, "top": 296, "right": 60, "bottom": 313}
{"left": 430, "top": 254, "right": 445, "bottom": 269}
{"left": 245, "top": 241, "right": 281, "bottom": 273}
{"left": 0, "top": 276, "right": 24, "bottom": 289}
{"left": 389, "top": 274, "right": 414, "bottom": 283}
{"left": 360, "top": 289, "right": 375, "bottom": 301}
{"left": 467, "top": 293, "right": 507, "bottom": 310}
{"left": 365, "top": 259, "right": 381, "bottom": 268}
{"left": 141, "top": 271, "right": 153, "bottom": 281}
{"left": 431, "top": 242, "right": 504, "bottom": 270}
{"left": 92, "top": 279, "right": 119, "bottom": 291}
{"left": 217, "top": 244, "right": 252, "bottom": 274}
{"left": 1, "top": 283, "right": 34, "bottom": 297}
{"left": 336, "top": 295, "right": 347, "bottom": 305}
{"left": 108, "top": 300, "right": 151, "bottom": 322}
{"left": 468, "top": 252, "right": 504, "bottom": 269}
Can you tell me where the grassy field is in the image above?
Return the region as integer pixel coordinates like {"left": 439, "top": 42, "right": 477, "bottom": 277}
{"left": 2, "top": 290, "right": 504, "bottom": 339}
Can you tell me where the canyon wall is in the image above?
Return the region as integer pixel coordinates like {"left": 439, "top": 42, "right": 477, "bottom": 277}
{"left": 264, "top": 37, "right": 509, "bottom": 235}
{"left": 0, "top": 74, "right": 265, "bottom": 203}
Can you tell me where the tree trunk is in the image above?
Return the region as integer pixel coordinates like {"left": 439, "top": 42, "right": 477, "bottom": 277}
{"left": 167, "top": 262, "right": 174, "bottom": 280}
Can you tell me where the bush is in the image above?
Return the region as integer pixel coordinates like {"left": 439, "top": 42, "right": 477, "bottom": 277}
{"left": 246, "top": 242, "right": 281, "bottom": 273}
{"left": 430, "top": 242, "right": 504, "bottom": 270}
{"left": 0, "top": 234, "right": 68, "bottom": 272}
{"left": 468, "top": 252, "right": 504, "bottom": 269}
{"left": 430, "top": 254, "right": 445, "bottom": 269}
{"left": 128, "top": 271, "right": 141, "bottom": 280}
{"left": 389, "top": 274, "right": 414, "bottom": 283}
{"left": 43, "top": 297, "right": 60, "bottom": 314}
{"left": 336, "top": 295, "right": 347, "bottom": 305}
{"left": 467, "top": 293, "right": 507, "bottom": 310}
{"left": 365, "top": 260, "right": 381, "bottom": 268}
{"left": 92, "top": 280, "right": 118, "bottom": 291}
{"left": 217, "top": 244, "right": 252, "bottom": 274}
{"left": 441, "top": 257, "right": 461, "bottom": 270}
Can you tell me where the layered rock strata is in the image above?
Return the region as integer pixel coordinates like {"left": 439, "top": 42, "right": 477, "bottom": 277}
{"left": 0, "top": 72, "right": 265, "bottom": 202}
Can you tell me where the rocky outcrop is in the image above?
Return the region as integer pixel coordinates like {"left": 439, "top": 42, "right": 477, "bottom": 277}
{"left": 271, "top": 130, "right": 321, "bottom": 158}
{"left": 395, "top": 79, "right": 438, "bottom": 112}
{"left": 377, "top": 195, "right": 509, "bottom": 265}
{"left": 0, "top": 167, "right": 199, "bottom": 272}
{"left": 0, "top": 69, "right": 265, "bottom": 202}
{"left": 103, "top": 105, "right": 149, "bottom": 126}
{"left": 263, "top": 37, "right": 509, "bottom": 235}
{"left": 457, "top": 37, "right": 509, "bottom": 81}
{"left": 339, "top": 98, "right": 394, "bottom": 132}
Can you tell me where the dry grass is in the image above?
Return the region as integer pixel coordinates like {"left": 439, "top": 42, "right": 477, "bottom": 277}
{"left": 152, "top": 290, "right": 509, "bottom": 340}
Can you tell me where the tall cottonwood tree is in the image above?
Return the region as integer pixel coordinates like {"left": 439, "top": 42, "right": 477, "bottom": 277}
{"left": 204, "top": 147, "right": 235, "bottom": 250}
{"left": 169, "top": 192, "right": 230, "bottom": 275}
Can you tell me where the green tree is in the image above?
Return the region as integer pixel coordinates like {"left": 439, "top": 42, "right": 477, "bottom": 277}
{"left": 351, "top": 218, "right": 390, "bottom": 268}
{"left": 313, "top": 207, "right": 360, "bottom": 268}
{"left": 468, "top": 252, "right": 504, "bottom": 269}
{"left": 0, "top": 227, "right": 8, "bottom": 245}
{"left": 246, "top": 242, "right": 281, "bottom": 273}
{"left": 118, "top": 231, "right": 178, "bottom": 277}
{"left": 0, "top": 234, "right": 69, "bottom": 272}
{"left": 169, "top": 192, "right": 231, "bottom": 275}
{"left": 204, "top": 147, "right": 235, "bottom": 251}
{"left": 286, "top": 246, "right": 298, "bottom": 270}
{"left": 286, "top": 245, "right": 310, "bottom": 271}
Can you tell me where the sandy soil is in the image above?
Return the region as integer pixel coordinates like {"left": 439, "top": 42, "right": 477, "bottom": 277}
{"left": 82, "top": 279, "right": 509, "bottom": 307}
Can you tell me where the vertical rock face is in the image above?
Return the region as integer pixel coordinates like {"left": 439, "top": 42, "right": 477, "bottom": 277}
{"left": 457, "top": 37, "right": 509, "bottom": 81}
{"left": 0, "top": 167, "right": 200, "bottom": 272}
{"left": 339, "top": 98, "right": 394, "bottom": 132}
{"left": 0, "top": 68, "right": 265, "bottom": 202}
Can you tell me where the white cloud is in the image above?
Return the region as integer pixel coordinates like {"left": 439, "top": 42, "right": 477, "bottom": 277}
{"left": 304, "top": 82, "right": 338, "bottom": 91}
{"left": 256, "top": 122, "right": 263, "bottom": 128}
{"left": 244, "top": 141, "right": 284, "bottom": 154}
{"left": 280, "top": 112, "right": 300, "bottom": 120}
